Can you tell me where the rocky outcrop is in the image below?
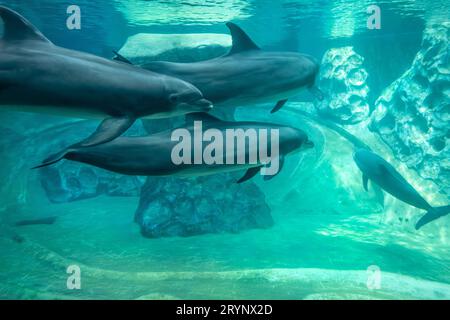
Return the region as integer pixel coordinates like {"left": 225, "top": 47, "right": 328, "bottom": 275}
{"left": 315, "top": 47, "right": 370, "bottom": 124}
{"left": 117, "top": 33, "right": 231, "bottom": 64}
{"left": 135, "top": 174, "right": 273, "bottom": 238}
{"left": 370, "top": 23, "right": 449, "bottom": 196}
{"left": 40, "top": 164, "right": 144, "bottom": 203}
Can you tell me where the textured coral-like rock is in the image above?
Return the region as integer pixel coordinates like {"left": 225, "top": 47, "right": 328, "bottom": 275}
{"left": 135, "top": 174, "right": 273, "bottom": 238}
{"left": 370, "top": 23, "right": 449, "bottom": 196}
{"left": 316, "top": 47, "right": 370, "bottom": 124}
{"left": 118, "top": 33, "right": 231, "bottom": 64}
{"left": 40, "top": 164, "right": 145, "bottom": 203}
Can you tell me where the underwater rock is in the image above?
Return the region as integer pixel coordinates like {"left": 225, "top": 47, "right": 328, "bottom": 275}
{"left": 117, "top": 33, "right": 231, "bottom": 64}
{"left": 40, "top": 164, "right": 144, "bottom": 203}
{"left": 135, "top": 174, "right": 273, "bottom": 238}
{"left": 316, "top": 47, "right": 370, "bottom": 124}
{"left": 370, "top": 23, "right": 450, "bottom": 196}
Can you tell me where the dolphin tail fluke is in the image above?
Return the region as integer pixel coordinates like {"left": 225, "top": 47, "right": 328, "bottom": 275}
{"left": 415, "top": 205, "right": 450, "bottom": 230}
{"left": 32, "top": 116, "right": 135, "bottom": 170}
{"left": 31, "top": 148, "right": 70, "bottom": 169}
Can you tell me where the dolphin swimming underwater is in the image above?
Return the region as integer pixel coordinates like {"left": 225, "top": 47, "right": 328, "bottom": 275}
{"left": 0, "top": 6, "right": 212, "bottom": 148}
{"left": 114, "top": 22, "right": 322, "bottom": 118}
{"left": 353, "top": 149, "right": 450, "bottom": 229}
{"left": 33, "top": 113, "right": 314, "bottom": 182}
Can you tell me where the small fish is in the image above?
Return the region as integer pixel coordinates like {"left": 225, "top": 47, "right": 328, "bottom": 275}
{"left": 15, "top": 216, "right": 57, "bottom": 227}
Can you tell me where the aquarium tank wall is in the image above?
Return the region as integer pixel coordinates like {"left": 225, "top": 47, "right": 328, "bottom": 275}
{"left": 0, "top": 0, "right": 449, "bottom": 300}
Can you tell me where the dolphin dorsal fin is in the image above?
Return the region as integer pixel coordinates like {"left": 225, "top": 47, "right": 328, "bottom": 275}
{"left": 186, "top": 112, "right": 224, "bottom": 123}
{"left": 225, "top": 22, "right": 260, "bottom": 55}
{"left": 0, "top": 6, "right": 51, "bottom": 43}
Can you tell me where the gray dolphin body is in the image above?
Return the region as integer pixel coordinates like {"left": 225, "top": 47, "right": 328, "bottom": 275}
{"left": 353, "top": 149, "right": 450, "bottom": 229}
{"left": 0, "top": 6, "right": 212, "bottom": 148}
{"left": 34, "top": 113, "right": 314, "bottom": 182}
{"left": 115, "top": 22, "right": 321, "bottom": 118}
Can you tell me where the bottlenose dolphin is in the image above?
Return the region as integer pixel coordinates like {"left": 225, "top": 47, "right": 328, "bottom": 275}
{"left": 33, "top": 113, "right": 314, "bottom": 182}
{"left": 114, "top": 22, "right": 322, "bottom": 118}
{"left": 0, "top": 6, "right": 212, "bottom": 148}
{"left": 353, "top": 149, "right": 450, "bottom": 229}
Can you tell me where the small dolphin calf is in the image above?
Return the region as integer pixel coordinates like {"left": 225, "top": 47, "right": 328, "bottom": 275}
{"left": 0, "top": 6, "right": 212, "bottom": 148}
{"left": 115, "top": 22, "right": 322, "bottom": 118}
{"left": 353, "top": 149, "right": 450, "bottom": 229}
{"left": 34, "top": 113, "right": 314, "bottom": 182}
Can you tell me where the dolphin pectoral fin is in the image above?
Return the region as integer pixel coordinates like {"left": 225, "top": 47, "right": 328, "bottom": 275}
{"left": 0, "top": 6, "right": 52, "bottom": 43}
{"left": 112, "top": 51, "right": 133, "bottom": 65}
{"left": 237, "top": 166, "right": 261, "bottom": 183}
{"left": 270, "top": 99, "right": 288, "bottom": 114}
{"left": 372, "top": 183, "right": 385, "bottom": 208}
{"left": 225, "top": 22, "right": 260, "bottom": 55}
{"left": 362, "top": 174, "right": 369, "bottom": 191}
{"left": 415, "top": 205, "right": 450, "bottom": 230}
{"left": 263, "top": 155, "right": 285, "bottom": 181}
{"left": 79, "top": 116, "right": 135, "bottom": 147}
{"left": 308, "top": 86, "right": 324, "bottom": 101}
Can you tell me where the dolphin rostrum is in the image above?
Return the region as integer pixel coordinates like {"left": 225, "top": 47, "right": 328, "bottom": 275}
{"left": 353, "top": 149, "right": 450, "bottom": 229}
{"left": 114, "top": 22, "right": 322, "bottom": 118}
{"left": 33, "top": 113, "right": 314, "bottom": 183}
{"left": 0, "top": 6, "right": 212, "bottom": 149}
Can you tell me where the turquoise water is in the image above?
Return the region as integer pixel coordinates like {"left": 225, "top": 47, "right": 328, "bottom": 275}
{"left": 0, "top": 0, "right": 449, "bottom": 300}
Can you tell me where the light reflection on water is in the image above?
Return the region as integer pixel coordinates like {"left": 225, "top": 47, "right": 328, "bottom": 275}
{"left": 114, "top": 0, "right": 252, "bottom": 26}
{"left": 2, "top": 0, "right": 449, "bottom": 33}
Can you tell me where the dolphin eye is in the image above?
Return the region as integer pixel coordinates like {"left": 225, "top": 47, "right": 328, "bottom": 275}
{"left": 169, "top": 94, "right": 180, "bottom": 104}
{"left": 184, "top": 92, "right": 200, "bottom": 102}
